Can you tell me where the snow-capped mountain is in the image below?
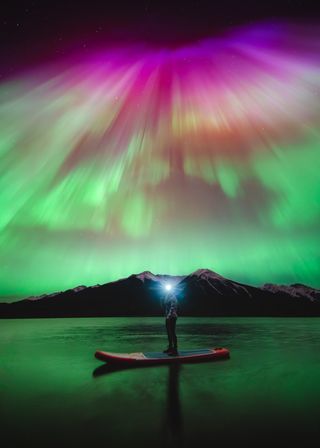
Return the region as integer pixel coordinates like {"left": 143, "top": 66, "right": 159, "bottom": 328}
{"left": 26, "top": 285, "right": 87, "bottom": 301}
{"left": 135, "top": 271, "right": 162, "bottom": 282}
{"left": 184, "top": 268, "right": 253, "bottom": 297}
{"left": 189, "top": 268, "right": 226, "bottom": 280}
{"left": 1, "top": 269, "right": 320, "bottom": 317}
{"left": 262, "top": 283, "right": 320, "bottom": 302}
{"left": 135, "top": 270, "right": 186, "bottom": 284}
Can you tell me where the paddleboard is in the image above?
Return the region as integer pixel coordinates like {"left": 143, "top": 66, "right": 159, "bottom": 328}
{"left": 95, "top": 347, "right": 229, "bottom": 365}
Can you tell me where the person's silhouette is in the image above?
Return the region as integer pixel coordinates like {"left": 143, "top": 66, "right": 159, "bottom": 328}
{"left": 163, "top": 291, "right": 178, "bottom": 356}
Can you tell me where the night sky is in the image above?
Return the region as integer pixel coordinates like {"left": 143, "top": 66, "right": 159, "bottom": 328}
{"left": 2, "top": 1, "right": 320, "bottom": 78}
{"left": 1, "top": 1, "right": 320, "bottom": 298}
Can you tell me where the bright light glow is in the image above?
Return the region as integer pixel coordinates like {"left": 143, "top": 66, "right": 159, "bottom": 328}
{"left": 165, "top": 284, "right": 172, "bottom": 291}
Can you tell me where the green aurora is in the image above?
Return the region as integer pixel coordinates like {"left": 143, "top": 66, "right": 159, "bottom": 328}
{"left": 1, "top": 25, "right": 320, "bottom": 299}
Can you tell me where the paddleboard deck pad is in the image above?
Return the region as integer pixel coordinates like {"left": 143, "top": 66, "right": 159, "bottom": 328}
{"left": 95, "top": 348, "right": 230, "bottom": 365}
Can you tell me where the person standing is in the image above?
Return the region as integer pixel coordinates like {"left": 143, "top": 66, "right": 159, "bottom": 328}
{"left": 163, "top": 291, "right": 178, "bottom": 356}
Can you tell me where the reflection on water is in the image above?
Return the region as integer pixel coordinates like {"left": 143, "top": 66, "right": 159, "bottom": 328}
{"left": 93, "top": 362, "right": 183, "bottom": 447}
{"left": 2, "top": 317, "right": 320, "bottom": 447}
{"left": 166, "top": 364, "right": 182, "bottom": 448}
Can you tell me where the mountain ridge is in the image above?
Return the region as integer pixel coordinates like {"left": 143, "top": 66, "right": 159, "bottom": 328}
{"left": 1, "top": 268, "right": 320, "bottom": 317}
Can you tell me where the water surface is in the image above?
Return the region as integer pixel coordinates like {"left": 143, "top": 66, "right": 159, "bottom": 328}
{"left": 1, "top": 317, "right": 320, "bottom": 447}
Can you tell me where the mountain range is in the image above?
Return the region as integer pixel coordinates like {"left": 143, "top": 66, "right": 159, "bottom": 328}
{"left": 0, "top": 268, "right": 320, "bottom": 318}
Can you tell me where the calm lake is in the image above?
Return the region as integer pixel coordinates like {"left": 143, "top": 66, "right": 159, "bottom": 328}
{"left": 1, "top": 317, "right": 320, "bottom": 447}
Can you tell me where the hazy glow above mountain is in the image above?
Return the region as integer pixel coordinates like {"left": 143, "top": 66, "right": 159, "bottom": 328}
{"left": 1, "top": 22, "right": 320, "bottom": 298}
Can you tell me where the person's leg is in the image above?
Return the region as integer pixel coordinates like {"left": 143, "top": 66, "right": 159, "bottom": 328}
{"left": 167, "top": 318, "right": 178, "bottom": 355}
{"left": 165, "top": 318, "right": 173, "bottom": 351}
{"left": 171, "top": 318, "right": 178, "bottom": 351}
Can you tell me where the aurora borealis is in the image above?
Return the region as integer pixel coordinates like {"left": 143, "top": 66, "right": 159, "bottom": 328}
{"left": 1, "top": 22, "right": 320, "bottom": 298}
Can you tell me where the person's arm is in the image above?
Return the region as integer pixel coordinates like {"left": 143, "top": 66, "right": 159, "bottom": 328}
{"left": 167, "top": 296, "right": 177, "bottom": 318}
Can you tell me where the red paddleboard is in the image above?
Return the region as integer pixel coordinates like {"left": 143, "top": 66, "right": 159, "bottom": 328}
{"left": 95, "top": 348, "right": 230, "bottom": 365}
